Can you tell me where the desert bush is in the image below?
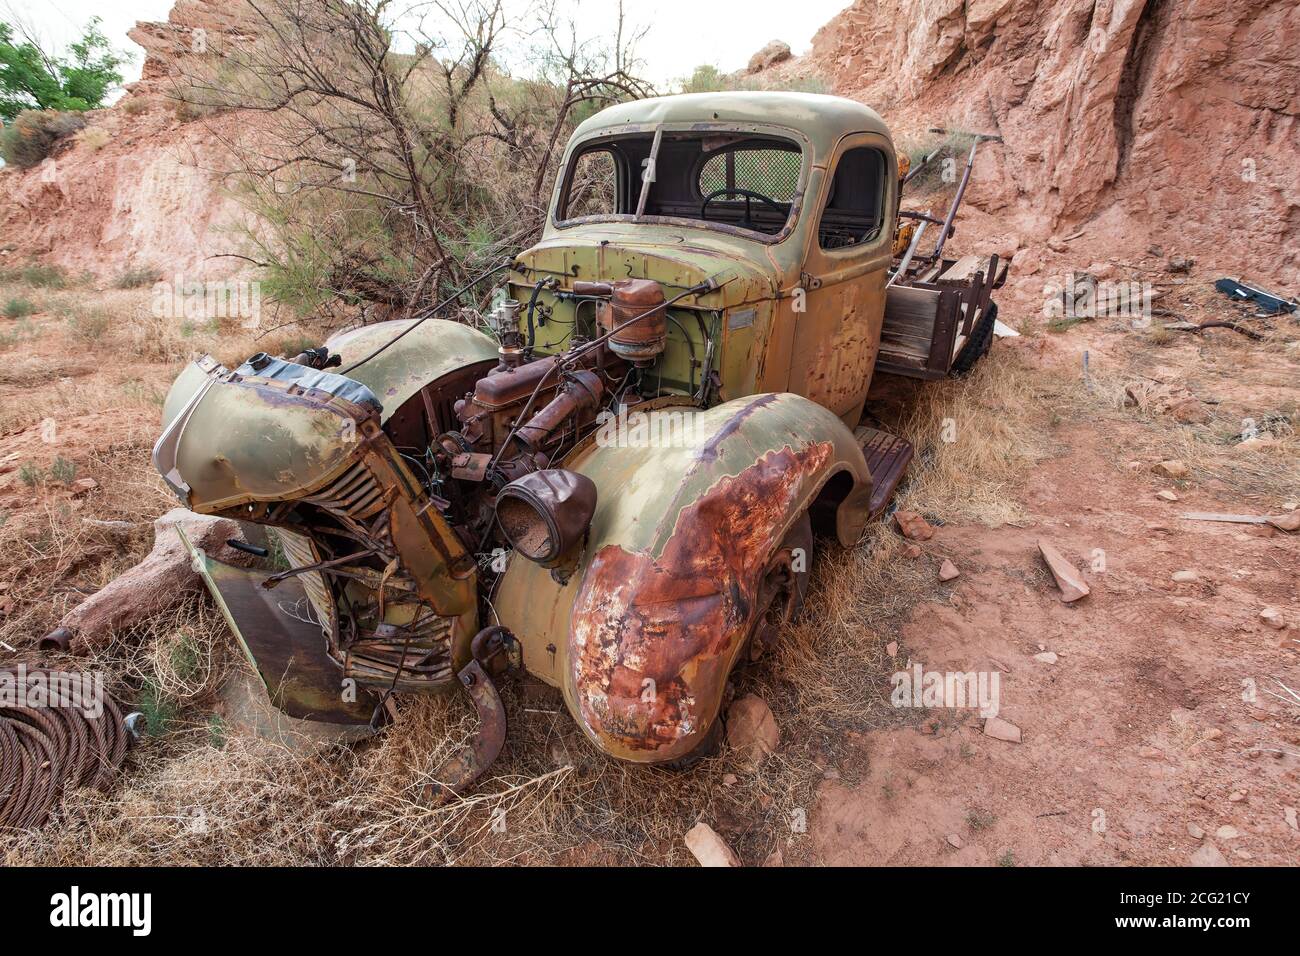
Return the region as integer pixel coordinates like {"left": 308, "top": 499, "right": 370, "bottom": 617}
{"left": 78, "top": 125, "right": 110, "bottom": 150}
{"left": 899, "top": 129, "right": 975, "bottom": 195}
{"left": 20, "top": 263, "right": 67, "bottom": 287}
{"left": 677, "top": 63, "right": 826, "bottom": 95}
{"left": 114, "top": 264, "right": 162, "bottom": 289}
{"left": 3, "top": 296, "right": 34, "bottom": 318}
{"left": 0, "top": 108, "right": 86, "bottom": 168}
{"left": 65, "top": 304, "right": 112, "bottom": 342}
{"left": 182, "top": 0, "right": 653, "bottom": 324}
{"left": 49, "top": 456, "right": 76, "bottom": 482}
{"left": 121, "top": 95, "right": 150, "bottom": 115}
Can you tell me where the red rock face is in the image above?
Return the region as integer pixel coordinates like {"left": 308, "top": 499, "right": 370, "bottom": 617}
{"left": 805, "top": 0, "right": 1300, "bottom": 285}
{"left": 127, "top": 0, "right": 263, "bottom": 91}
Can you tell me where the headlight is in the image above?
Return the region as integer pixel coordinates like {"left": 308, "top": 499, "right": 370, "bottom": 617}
{"left": 495, "top": 469, "right": 597, "bottom": 565}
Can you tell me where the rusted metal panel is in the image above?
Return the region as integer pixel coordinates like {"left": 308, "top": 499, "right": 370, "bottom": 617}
{"left": 181, "top": 528, "right": 381, "bottom": 725}
{"left": 493, "top": 393, "right": 872, "bottom": 762}
{"left": 568, "top": 439, "right": 832, "bottom": 758}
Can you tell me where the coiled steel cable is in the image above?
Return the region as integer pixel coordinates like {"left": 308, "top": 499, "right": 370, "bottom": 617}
{"left": 0, "top": 667, "right": 130, "bottom": 829}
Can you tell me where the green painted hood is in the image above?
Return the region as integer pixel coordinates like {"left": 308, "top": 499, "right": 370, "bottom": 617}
{"left": 515, "top": 224, "right": 782, "bottom": 307}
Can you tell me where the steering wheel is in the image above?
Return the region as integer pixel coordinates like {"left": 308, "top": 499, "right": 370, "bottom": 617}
{"left": 700, "top": 187, "right": 785, "bottom": 230}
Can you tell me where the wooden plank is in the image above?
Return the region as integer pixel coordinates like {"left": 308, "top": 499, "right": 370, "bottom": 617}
{"left": 1178, "top": 512, "right": 1269, "bottom": 525}
{"left": 938, "top": 255, "right": 983, "bottom": 282}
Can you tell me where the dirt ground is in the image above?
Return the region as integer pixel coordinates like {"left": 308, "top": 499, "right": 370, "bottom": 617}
{"left": 0, "top": 258, "right": 1296, "bottom": 866}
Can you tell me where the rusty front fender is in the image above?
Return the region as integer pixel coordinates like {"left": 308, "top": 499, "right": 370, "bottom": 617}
{"left": 494, "top": 393, "right": 871, "bottom": 763}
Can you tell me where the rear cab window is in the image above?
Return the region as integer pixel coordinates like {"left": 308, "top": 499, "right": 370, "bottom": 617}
{"left": 817, "top": 146, "right": 887, "bottom": 250}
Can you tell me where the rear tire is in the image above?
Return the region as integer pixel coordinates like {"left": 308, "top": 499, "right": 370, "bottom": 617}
{"left": 951, "top": 302, "right": 997, "bottom": 375}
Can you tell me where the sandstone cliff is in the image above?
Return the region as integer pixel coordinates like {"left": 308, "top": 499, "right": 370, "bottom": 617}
{"left": 804, "top": 0, "right": 1299, "bottom": 284}
{"left": 0, "top": 1, "right": 256, "bottom": 280}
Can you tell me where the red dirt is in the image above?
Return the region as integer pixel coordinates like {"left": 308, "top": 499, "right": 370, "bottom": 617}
{"left": 802, "top": 328, "right": 1299, "bottom": 866}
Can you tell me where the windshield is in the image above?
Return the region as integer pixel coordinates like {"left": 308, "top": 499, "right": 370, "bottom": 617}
{"left": 556, "top": 129, "right": 804, "bottom": 240}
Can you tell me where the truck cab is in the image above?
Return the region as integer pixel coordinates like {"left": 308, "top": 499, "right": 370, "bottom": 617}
{"left": 509, "top": 91, "right": 899, "bottom": 425}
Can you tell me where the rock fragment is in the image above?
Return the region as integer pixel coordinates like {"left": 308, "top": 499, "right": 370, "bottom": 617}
{"left": 1259, "top": 607, "right": 1286, "bottom": 630}
{"left": 894, "top": 510, "right": 934, "bottom": 541}
{"left": 1037, "top": 539, "right": 1090, "bottom": 602}
{"left": 1189, "top": 843, "right": 1228, "bottom": 866}
{"left": 727, "top": 694, "right": 780, "bottom": 763}
{"left": 685, "top": 822, "right": 740, "bottom": 867}
{"left": 982, "top": 716, "right": 1022, "bottom": 743}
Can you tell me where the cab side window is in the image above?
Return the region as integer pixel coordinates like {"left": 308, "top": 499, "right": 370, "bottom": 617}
{"left": 818, "top": 147, "right": 886, "bottom": 250}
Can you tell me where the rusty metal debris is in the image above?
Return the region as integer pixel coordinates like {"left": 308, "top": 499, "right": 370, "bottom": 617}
{"left": 425, "top": 627, "right": 517, "bottom": 801}
{"left": 0, "top": 667, "right": 130, "bottom": 829}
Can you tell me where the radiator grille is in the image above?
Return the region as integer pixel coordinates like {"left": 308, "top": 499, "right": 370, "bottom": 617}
{"left": 270, "top": 459, "right": 456, "bottom": 692}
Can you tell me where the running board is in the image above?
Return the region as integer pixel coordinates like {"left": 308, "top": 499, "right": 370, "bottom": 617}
{"left": 855, "top": 426, "right": 914, "bottom": 519}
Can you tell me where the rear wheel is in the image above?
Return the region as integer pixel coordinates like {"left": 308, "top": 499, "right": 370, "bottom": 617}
{"left": 951, "top": 302, "right": 997, "bottom": 375}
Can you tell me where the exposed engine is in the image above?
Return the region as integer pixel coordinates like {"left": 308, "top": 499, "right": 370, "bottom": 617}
{"left": 154, "top": 273, "right": 705, "bottom": 703}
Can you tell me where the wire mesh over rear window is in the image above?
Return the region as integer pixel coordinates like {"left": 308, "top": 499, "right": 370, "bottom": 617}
{"left": 699, "top": 147, "right": 801, "bottom": 202}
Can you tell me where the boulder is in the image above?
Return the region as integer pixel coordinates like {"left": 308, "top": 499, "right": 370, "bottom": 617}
{"left": 747, "top": 40, "right": 793, "bottom": 73}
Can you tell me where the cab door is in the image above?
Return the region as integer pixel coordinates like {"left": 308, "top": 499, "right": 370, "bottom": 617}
{"left": 785, "top": 133, "right": 897, "bottom": 424}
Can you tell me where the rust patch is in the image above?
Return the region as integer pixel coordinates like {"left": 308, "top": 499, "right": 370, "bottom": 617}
{"left": 569, "top": 439, "right": 832, "bottom": 755}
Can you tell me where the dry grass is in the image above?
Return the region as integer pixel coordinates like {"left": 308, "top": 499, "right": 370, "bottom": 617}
{"left": 1030, "top": 311, "right": 1300, "bottom": 501}
{"left": 0, "top": 330, "right": 1058, "bottom": 866}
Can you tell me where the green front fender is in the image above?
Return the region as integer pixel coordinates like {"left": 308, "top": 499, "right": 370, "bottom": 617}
{"left": 494, "top": 392, "right": 872, "bottom": 763}
{"left": 325, "top": 318, "right": 498, "bottom": 422}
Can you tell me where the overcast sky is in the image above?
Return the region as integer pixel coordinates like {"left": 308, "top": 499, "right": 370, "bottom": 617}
{"left": 9, "top": 0, "right": 852, "bottom": 89}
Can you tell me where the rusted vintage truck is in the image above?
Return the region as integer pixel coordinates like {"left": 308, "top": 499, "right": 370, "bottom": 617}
{"left": 148, "top": 92, "right": 1007, "bottom": 790}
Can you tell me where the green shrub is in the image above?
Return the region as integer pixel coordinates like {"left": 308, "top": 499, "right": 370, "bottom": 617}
{"left": 18, "top": 463, "right": 43, "bottom": 487}
{"left": 0, "top": 109, "right": 86, "bottom": 168}
{"left": 136, "top": 679, "right": 177, "bottom": 737}
{"left": 49, "top": 456, "right": 76, "bottom": 482}
{"left": 20, "top": 263, "right": 66, "bottom": 288}
{"left": 3, "top": 297, "right": 34, "bottom": 318}
{"left": 0, "top": 318, "right": 39, "bottom": 350}
{"left": 113, "top": 264, "right": 161, "bottom": 289}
